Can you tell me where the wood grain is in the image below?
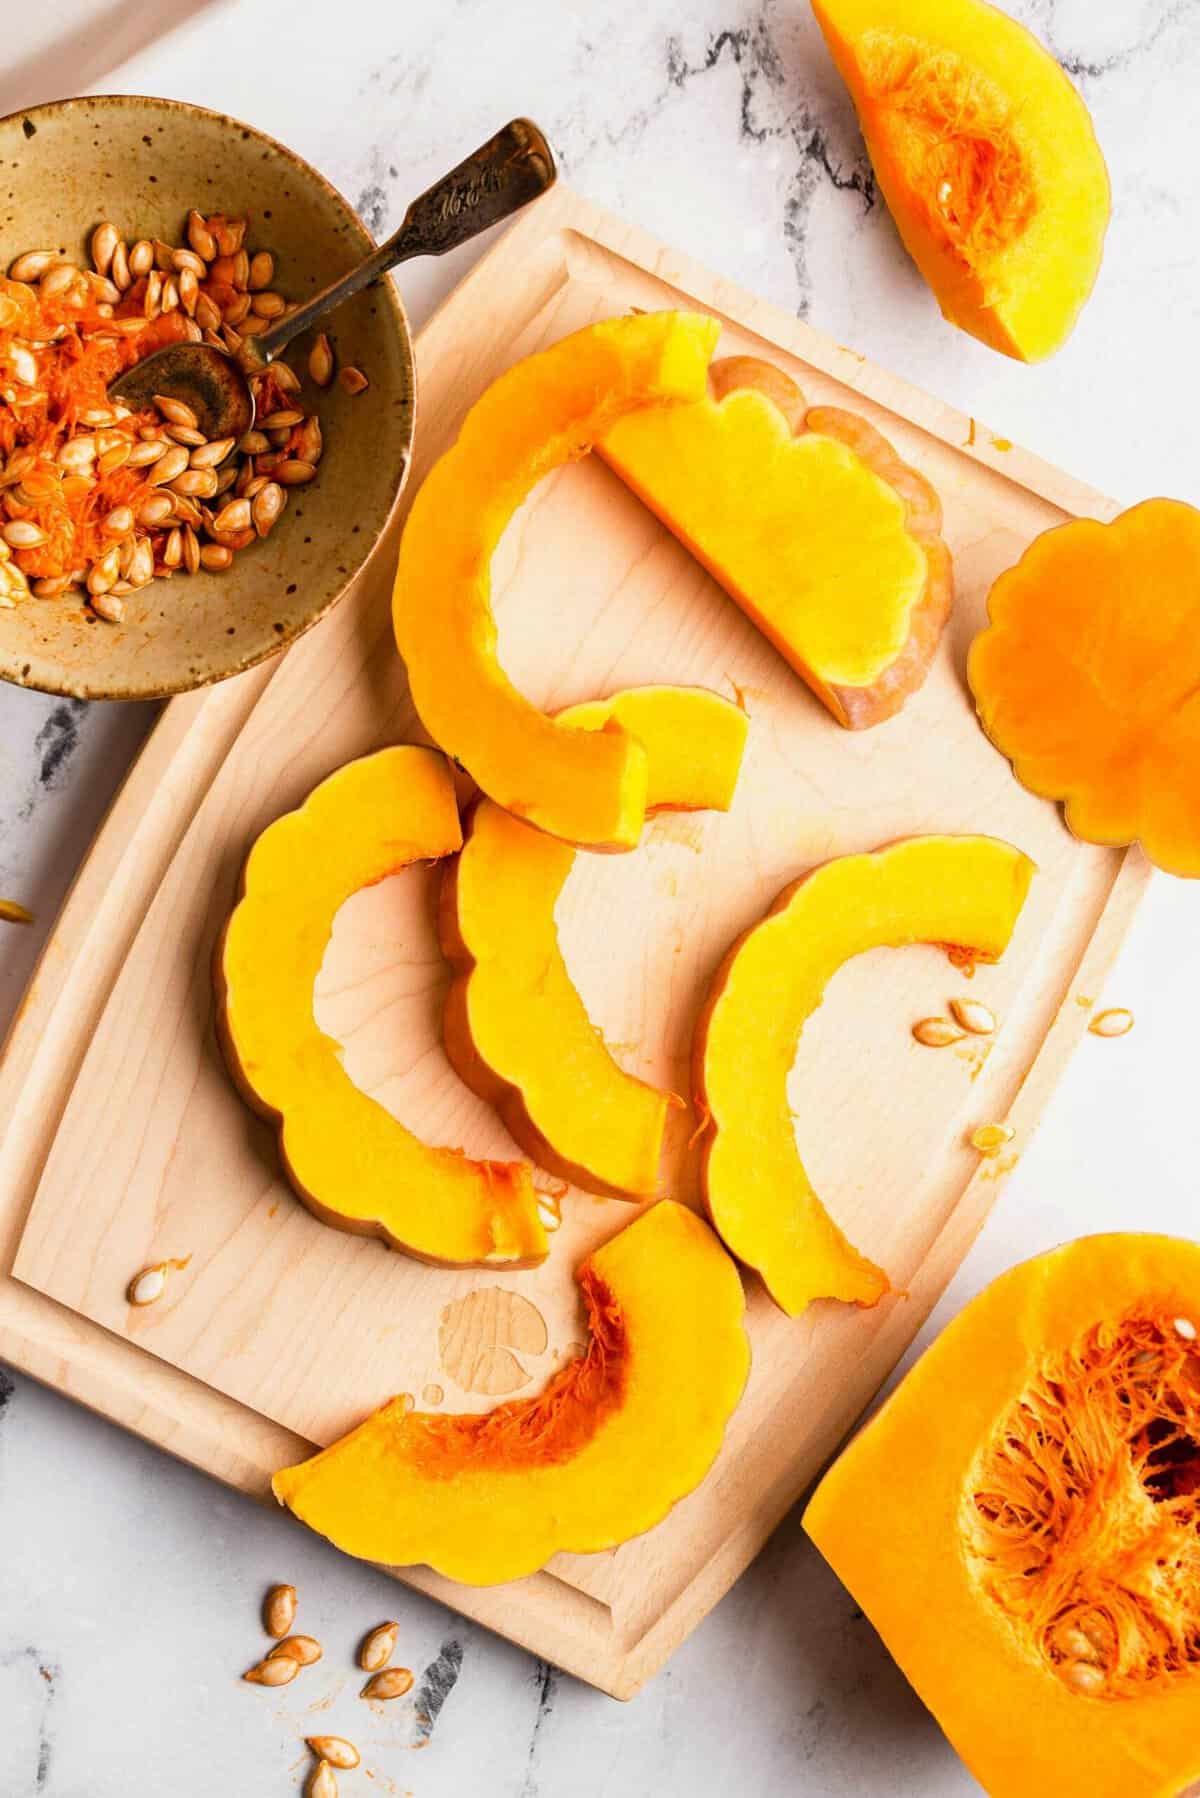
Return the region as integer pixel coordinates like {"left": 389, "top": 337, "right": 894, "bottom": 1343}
{"left": 0, "top": 185, "right": 1150, "bottom": 1697}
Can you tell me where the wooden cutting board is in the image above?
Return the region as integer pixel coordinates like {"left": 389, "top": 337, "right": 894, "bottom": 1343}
{"left": 0, "top": 184, "right": 1149, "bottom": 1698}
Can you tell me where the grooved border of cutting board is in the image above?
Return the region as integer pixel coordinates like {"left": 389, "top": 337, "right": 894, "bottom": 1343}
{"left": 0, "top": 185, "right": 1150, "bottom": 1698}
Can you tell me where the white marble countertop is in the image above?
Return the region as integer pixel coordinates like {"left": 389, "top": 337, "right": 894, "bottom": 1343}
{"left": 2, "top": 2, "right": 1199, "bottom": 1792}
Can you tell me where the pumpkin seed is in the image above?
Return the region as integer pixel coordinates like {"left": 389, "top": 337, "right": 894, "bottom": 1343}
{"left": 305, "top": 1737, "right": 359, "bottom": 1771}
{"left": 358, "top": 1620, "right": 398, "bottom": 1672}
{"left": 154, "top": 393, "right": 200, "bottom": 430}
{"left": 308, "top": 333, "right": 334, "bottom": 387}
{"left": 949, "top": 997, "right": 996, "bottom": 1036}
{"left": 912, "top": 1017, "right": 966, "bottom": 1048}
{"left": 361, "top": 1666, "right": 413, "bottom": 1701}
{"left": 1065, "top": 1661, "right": 1105, "bottom": 1696}
{"left": 187, "top": 210, "right": 217, "bottom": 261}
{"left": 308, "top": 1762, "right": 338, "bottom": 1798}
{"left": 1089, "top": 1007, "right": 1133, "bottom": 1039}
{"left": 127, "top": 1263, "right": 168, "bottom": 1306}
{"left": 243, "top": 1654, "right": 298, "bottom": 1687}
{"left": 970, "top": 1122, "right": 1014, "bottom": 1156}
{"left": 1174, "top": 1317, "right": 1197, "bottom": 1342}
{"left": 267, "top": 1634, "right": 322, "bottom": 1666}
{"left": 338, "top": 365, "right": 368, "bottom": 395}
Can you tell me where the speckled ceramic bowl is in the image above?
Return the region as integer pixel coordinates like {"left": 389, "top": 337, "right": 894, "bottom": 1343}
{"left": 0, "top": 94, "right": 415, "bottom": 700}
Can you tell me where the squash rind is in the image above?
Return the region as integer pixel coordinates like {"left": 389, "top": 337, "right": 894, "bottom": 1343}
{"left": 440, "top": 687, "right": 749, "bottom": 1197}
{"left": 696, "top": 834, "right": 1035, "bottom": 1316}
{"left": 392, "top": 311, "right": 722, "bottom": 851}
{"left": 272, "top": 1200, "right": 751, "bottom": 1585}
{"left": 216, "top": 746, "right": 547, "bottom": 1268}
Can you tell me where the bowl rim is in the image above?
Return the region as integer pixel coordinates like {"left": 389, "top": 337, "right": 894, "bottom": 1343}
{"left": 0, "top": 91, "right": 416, "bottom": 704}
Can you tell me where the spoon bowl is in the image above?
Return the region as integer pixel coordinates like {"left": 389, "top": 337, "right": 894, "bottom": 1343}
{"left": 109, "top": 340, "right": 256, "bottom": 444}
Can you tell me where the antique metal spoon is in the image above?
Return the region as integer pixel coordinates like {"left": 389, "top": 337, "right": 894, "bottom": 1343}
{"left": 109, "top": 117, "right": 556, "bottom": 443}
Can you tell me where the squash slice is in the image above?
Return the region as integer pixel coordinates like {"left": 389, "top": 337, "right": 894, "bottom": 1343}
{"left": 696, "top": 835, "right": 1034, "bottom": 1315}
{"left": 273, "top": 1200, "right": 750, "bottom": 1585}
{"left": 216, "top": 747, "right": 547, "bottom": 1268}
{"left": 806, "top": 1233, "right": 1200, "bottom": 1798}
{"left": 392, "top": 310, "right": 721, "bottom": 851}
{"left": 811, "top": 0, "right": 1110, "bottom": 361}
{"left": 441, "top": 687, "right": 748, "bottom": 1197}
{"left": 969, "top": 498, "right": 1200, "bottom": 877}
{"left": 600, "top": 356, "right": 952, "bottom": 728}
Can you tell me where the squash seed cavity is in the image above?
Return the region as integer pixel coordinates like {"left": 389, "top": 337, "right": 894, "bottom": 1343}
{"left": 963, "top": 1309, "right": 1200, "bottom": 1699}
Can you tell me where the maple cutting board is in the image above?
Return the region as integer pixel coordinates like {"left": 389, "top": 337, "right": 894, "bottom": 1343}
{"left": 0, "top": 185, "right": 1149, "bottom": 1698}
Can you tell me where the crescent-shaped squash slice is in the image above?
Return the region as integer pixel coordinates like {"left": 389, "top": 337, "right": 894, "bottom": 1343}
{"left": 696, "top": 835, "right": 1035, "bottom": 1316}
{"left": 272, "top": 1199, "right": 750, "bottom": 1584}
{"left": 599, "top": 357, "right": 953, "bottom": 728}
{"left": 392, "top": 310, "right": 722, "bottom": 851}
{"left": 811, "top": 0, "right": 1110, "bottom": 361}
{"left": 216, "top": 747, "right": 547, "bottom": 1268}
{"left": 805, "top": 1233, "right": 1200, "bottom": 1798}
{"left": 969, "top": 499, "right": 1200, "bottom": 877}
{"left": 441, "top": 687, "right": 748, "bottom": 1197}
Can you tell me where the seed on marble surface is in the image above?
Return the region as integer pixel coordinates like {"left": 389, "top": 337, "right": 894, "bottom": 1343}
{"left": 308, "top": 1762, "right": 338, "bottom": 1798}
{"left": 262, "top": 1582, "right": 296, "bottom": 1638}
{"left": 306, "top": 1737, "right": 359, "bottom": 1770}
{"left": 267, "top": 1634, "right": 322, "bottom": 1665}
{"left": 358, "top": 1620, "right": 398, "bottom": 1672}
{"left": 361, "top": 1666, "right": 413, "bottom": 1701}
{"left": 243, "top": 1654, "right": 298, "bottom": 1687}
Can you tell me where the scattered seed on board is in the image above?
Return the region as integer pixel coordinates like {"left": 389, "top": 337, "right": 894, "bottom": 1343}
{"left": 243, "top": 1655, "right": 299, "bottom": 1687}
{"left": 306, "top": 1738, "right": 359, "bottom": 1771}
{"left": 1089, "top": 1007, "right": 1134, "bottom": 1039}
{"left": 308, "top": 1762, "right": 339, "bottom": 1798}
{"left": 912, "top": 1017, "right": 966, "bottom": 1048}
{"left": 970, "top": 1122, "right": 1014, "bottom": 1156}
{"left": 338, "top": 364, "right": 368, "bottom": 395}
{"left": 127, "top": 1263, "right": 168, "bottom": 1307}
{"left": 267, "top": 1634, "right": 322, "bottom": 1666}
{"left": 361, "top": 1667, "right": 414, "bottom": 1701}
{"left": 358, "top": 1620, "right": 398, "bottom": 1673}
{"left": 262, "top": 1582, "right": 297, "bottom": 1638}
{"left": 949, "top": 997, "right": 996, "bottom": 1036}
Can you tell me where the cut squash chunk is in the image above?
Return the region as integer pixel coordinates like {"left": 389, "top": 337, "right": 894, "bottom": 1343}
{"left": 805, "top": 1233, "right": 1200, "bottom": 1798}
{"left": 812, "top": 0, "right": 1110, "bottom": 360}
{"left": 273, "top": 1200, "right": 750, "bottom": 1585}
{"left": 216, "top": 747, "right": 547, "bottom": 1268}
{"left": 600, "top": 356, "right": 952, "bottom": 728}
{"left": 696, "top": 835, "right": 1034, "bottom": 1315}
{"left": 969, "top": 499, "right": 1200, "bottom": 877}
{"left": 441, "top": 687, "right": 748, "bottom": 1196}
{"left": 393, "top": 311, "right": 722, "bottom": 850}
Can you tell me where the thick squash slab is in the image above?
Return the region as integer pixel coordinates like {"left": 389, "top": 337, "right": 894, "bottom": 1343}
{"left": 273, "top": 1200, "right": 750, "bottom": 1584}
{"left": 812, "top": 0, "right": 1110, "bottom": 361}
{"left": 696, "top": 835, "right": 1034, "bottom": 1315}
{"left": 216, "top": 747, "right": 547, "bottom": 1268}
{"left": 601, "top": 357, "right": 952, "bottom": 728}
{"left": 970, "top": 499, "right": 1200, "bottom": 877}
{"left": 441, "top": 687, "right": 748, "bottom": 1196}
{"left": 393, "top": 311, "right": 721, "bottom": 851}
{"left": 806, "top": 1234, "right": 1200, "bottom": 1798}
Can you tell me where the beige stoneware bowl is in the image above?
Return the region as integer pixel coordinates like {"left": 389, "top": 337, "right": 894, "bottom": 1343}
{"left": 0, "top": 94, "right": 415, "bottom": 699}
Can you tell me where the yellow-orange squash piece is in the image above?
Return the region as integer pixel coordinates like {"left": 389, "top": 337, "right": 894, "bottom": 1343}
{"left": 600, "top": 357, "right": 952, "bottom": 729}
{"left": 273, "top": 1200, "right": 750, "bottom": 1584}
{"left": 805, "top": 1233, "right": 1200, "bottom": 1798}
{"left": 969, "top": 499, "right": 1200, "bottom": 877}
{"left": 696, "top": 835, "right": 1034, "bottom": 1315}
{"left": 441, "top": 686, "right": 748, "bottom": 1197}
{"left": 812, "top": 0, "right": 1110, "bottom": 361}
{"left": 216, "top": 747, "right": 546, "bottom": 1268}
{"left": 392, "top": 310, "right": 722, "bottom": 851}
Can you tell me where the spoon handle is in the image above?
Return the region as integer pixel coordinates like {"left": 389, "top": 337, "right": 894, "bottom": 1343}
{"left": 250, "top": 119, "right": 556, "bottom": 366}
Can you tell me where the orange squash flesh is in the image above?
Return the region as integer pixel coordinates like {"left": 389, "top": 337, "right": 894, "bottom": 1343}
{"left": 272, "top": 1200, "right": 750, "bottom": 1585}
{"left": 600, "top": 356, "right": 953, "bottom": 729}
{"left": 392, "top": 311, "right": 721, "bottom": 851}
{"left": 812, "top": 0, "right": 1110, "bottom": 361}
{"left": 969, "top": 498, "right": 1200, "bottom": 877}
{"left": 696, "top": 835, "right": 1034, "bottom": 1316}
{"left": 440, "top": 687, "right": 748, "bottom": 1197}
{"left": 216, "top": 747, "right": 547, "bottom": 1268}
{"left": 805, "top": 1234, "right": 1200, "bottom": 1798}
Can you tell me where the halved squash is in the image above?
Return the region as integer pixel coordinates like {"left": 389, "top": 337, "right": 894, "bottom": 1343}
{"left": 696, "top": 835, "right": 1034, "bottom": 1315}
{"left": 441, "top": 686, "right": 748, "bottom": 1196}
{"left": 392, "top": 310, "right": 722, "bottom": 851}
{"left": 216, "top": 747, "right": 547, "bottom": 1268}
{"left": 969, "top": 498, "right": 1200, "bottom": 877}
{"left": 812, "top": 0, "right": 1110, "bottom": 361}
{"left": 273, "top": 1199, "right": 750, "bottom": 1584}
{"left": 600, "top": 357, "right": 953, "bottom": 728}
{"left": 805, "top": 1234, "right": 1200, "bottom": 1798}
